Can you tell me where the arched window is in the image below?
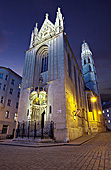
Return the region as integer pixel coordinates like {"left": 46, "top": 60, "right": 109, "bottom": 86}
{"left": 68, "top": 54, "right": 72, "bottom": 79}
{"left": 88, "top": 57, "right": 90, "bottom": 63}
{"left": 41, "top": 53, "right": 48, "bottom": 72}
{"left": 87, "top": 94, "right": 92, "bottom": 112}
{"left": 84, "top": 59, "right": 86, "bottom": 65}
{"left": 89, "top": 65, "right": 92, "bottom": 72}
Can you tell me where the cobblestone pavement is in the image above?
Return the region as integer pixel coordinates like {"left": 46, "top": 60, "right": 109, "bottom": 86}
{"left": 0, "top": 132, "right": 111, "bottom": 170}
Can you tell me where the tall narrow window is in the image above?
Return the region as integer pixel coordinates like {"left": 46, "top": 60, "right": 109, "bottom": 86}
{"left": 46, "top": 55, "right": 48, "bottom": 71}
{"left": 3, "top": 84, "right": 6, "bottom": 91}
{"left": 11, "top": 79, "right": 15, "bottom": 85}
{"left": 9, "top": 88, "right": 13, "bottom": 95}
{"left": 78, "top": 75, "right": 82, "bottom": 107}
{"left": 87, "top": 96, "right": 92, "bottom": 112}
{"left": 49, "top": 106, "right": 52, "bottom": 114}
{"left": 89, "top": 65, "right": 92, "bottom": 71}
{"left": 84, "top": 59, "right": 86, "bottom": 65}
{"left": 0, "top": 73, "right": 3, "bottom": 79}
{"left": 7, "top": 99, "right": 11, "bottom": 106}
{"left": 1, "top": 96, "right": 4, "bottom": 103}
{"left": 74, "top": 65, "right": 78, "bottom": 108}
{"left": 68, "top": 54, "right": 72, "bottom": 79}
{"left": 88, "top": 57, "right": 90, "bottom": 63}
{"left": 16, "top": 102, "right": 18, "bottom": 109}
{"left": 5, "top": 111, "right": 10, "bottom": 118}
{"left": 41, "top": 53, "right": 48, "bottom": 72}
{"left": 17, "top": 91, "right": 20, "bottom": 98}
{"left": 5, "top": 75, "right": 8, "bottom": 81}
{"left": 44, "top": 57, "right": 47, "bottom": 71}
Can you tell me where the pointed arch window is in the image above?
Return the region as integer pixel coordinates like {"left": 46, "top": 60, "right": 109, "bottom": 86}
{"left": 68, "top": 54, "right": 72, "bottom": 79}
{"left": 87, "top": 96, "right": 92, "bottom": 112}
{"left": 89, "top": 65, "right": 92, "bottom": 72}
{"left": 88, "top": 57, "right": 90, "bottom": 63}
{"left": 84, "top": 59, "right": 86, "bottom": 65}
{"left": 41, "top": 53, "right": 48, "bottom": 72}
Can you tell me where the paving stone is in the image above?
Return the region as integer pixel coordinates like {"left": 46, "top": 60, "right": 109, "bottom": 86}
{"left": 0, "top": 132, "right": 111, "bottom": 169}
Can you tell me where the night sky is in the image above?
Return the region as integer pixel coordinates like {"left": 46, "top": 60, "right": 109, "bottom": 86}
{"left": 0, "top": 0, "right": 111, "bottom": 102}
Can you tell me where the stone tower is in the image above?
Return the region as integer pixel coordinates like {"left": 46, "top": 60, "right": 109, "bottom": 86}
{"left": 81, "top": 41, "right": 99, "bottom": 95}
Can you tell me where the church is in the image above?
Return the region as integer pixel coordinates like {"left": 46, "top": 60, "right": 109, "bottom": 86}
{"left": 17, "top": 8, "right": 105, "bottom": 142}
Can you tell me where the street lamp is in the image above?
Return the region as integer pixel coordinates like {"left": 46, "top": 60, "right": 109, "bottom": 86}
{"left": 98, "top": 111, "right": 101, "bottom": 114}
{"left": 91, "top": 96, "right": 97, "bottom": 102}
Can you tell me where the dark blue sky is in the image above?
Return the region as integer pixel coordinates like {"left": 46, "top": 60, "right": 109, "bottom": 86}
{"left": 0, "top": 0, "right": 111, "bottom": 102}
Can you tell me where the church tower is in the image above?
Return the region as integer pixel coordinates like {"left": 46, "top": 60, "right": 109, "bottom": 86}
{"left": 81, "top": 41, "right": 99, "bottom": 95}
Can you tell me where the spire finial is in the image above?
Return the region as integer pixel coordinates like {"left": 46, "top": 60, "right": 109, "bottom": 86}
{"left": 46, "top": 13, "right": 49, "bottom": 19}
{"left": 83, "top": 40, "right": 85, "bottom": 43}
{"left": 58, "top": 7, "right": 61, "bottom": 13}
{"left": 36, "top": 23, "right": 38, "bottom": 28}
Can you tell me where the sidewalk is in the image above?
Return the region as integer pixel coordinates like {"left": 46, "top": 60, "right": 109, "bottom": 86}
{"left": 0, "top": 133, "right": 98, "bottom": 148}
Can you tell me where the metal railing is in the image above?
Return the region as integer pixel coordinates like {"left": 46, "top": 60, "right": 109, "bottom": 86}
{"left": 16, "top": 120, "right": 54, "bottom": 139}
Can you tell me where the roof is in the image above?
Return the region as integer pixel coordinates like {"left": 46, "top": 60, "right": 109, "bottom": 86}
{"left": 0, "top": 66, "right": 22, "bottom": 79}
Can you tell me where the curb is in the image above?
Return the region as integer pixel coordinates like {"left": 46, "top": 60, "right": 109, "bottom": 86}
{"left": 64, "top": 133, "right": 98, "bottom": 146}
{"left": 0, "top": 133, "right": 98, "bottom": 148}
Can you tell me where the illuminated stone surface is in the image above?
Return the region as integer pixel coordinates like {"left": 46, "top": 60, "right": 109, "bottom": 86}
{"left": 17, "top": 8, "right": 105, "bottom": 142}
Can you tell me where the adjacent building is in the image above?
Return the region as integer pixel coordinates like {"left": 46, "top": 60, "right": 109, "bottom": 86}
{"left": 17, "top": 8, "right": 105, "bottom": 142}
{"left": 0, "top": 67, "right": 22, "bottom": 138}
{"left": 102, "top": 101, "right": 111, "bottom": 130}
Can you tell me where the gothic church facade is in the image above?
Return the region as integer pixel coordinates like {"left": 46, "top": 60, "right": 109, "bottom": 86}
{"left": 17, "top": 8, "right": 105, "bottom": 142}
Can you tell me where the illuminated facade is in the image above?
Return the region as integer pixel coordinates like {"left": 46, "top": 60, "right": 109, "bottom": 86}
{"left": 102, "top": 102, "right": 111, "bottom": 130}
{"left": 17, "top": 8, "right": 105, "bottom": 142}
{"left": 0, "top": 67, "right": 21, "bottom": 138}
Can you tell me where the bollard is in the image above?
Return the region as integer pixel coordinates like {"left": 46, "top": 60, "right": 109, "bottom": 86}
{"left": 22, "top": 121, "right": 25, "bottom": 138}
{"left": 34, "top": 120, "right": 36, "bottom": 139}
{"left": 28, "top": 121, "right": 30, "bottom": 138}
{"left": 50, "top": 121, "right": 54, "bottom": 139}
{"left": 16, "top": 121, "right": 20, "bottom": 138}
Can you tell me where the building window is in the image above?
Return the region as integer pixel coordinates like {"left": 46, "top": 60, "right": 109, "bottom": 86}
{"left": 108, "top": 120, "right": 110, "bottom": 123}
{"left": 103, "top": 110, "right": 105, "bottom": 113}
{"left": 41, "top": 53, "right": 48, "bottom": 72}
{"left": 68, "top": 54, "right": 72, "bottom": 79}
{"left": 17, "top": 91, "right": 20, "bottom": 98}
{"left": 3, "top": 84, "right": 6, "bottom": 91}
{"left": 14, "top": 113, "right": 17, "bottom": 121}
{"left": 84, "top": 59, "right": 86, "bottom": 65}
{"left": 7, "top": 99, "right": 11, "bottom": 106}
{"left": 2, "top": 125, "right": 8, "bottom": 134}
{"left": 89, "top": 65, "right": 92, "bottom": 72}
{"left": 9, "top": 88, "right": 13, "bottom": 95}
{"left": 49, "top": 106, "right": 52, "bottom": 114}
{"left": 107, "top": 114, "right": 109, "bottom": 117}
{"left": 27, "top": 109, "right": 29, "bottom": 116}
{"left": 107, "top": 109, "right": 109, "bottom": 112}
{"left": 5, "top": 75, "right": 8, "bottom": 81}
{"left": 1, "top": 96, "right": 4, "bottom": 103}
{"left": 0, "top": 73, "right": 3, "bottom": 79}
{"left": 19, "top": 84, "right": 21, "bottom": 89}
{"left": 16, "top": 102, "right": 18, "bottom": 109}
{"left": 11, "top": 79, "right": 15, "bottom": 85}
{"left": 87, "top": 96, "right": 92, "bottom": 112}
{"left": 5, "top": 111, "right": 10, "bottom": 118}
{"left": 88, "top": 57, "right": 90, "bottom": 63}
{"left": 0, "top": 83, "right": 1, "bottom": 89}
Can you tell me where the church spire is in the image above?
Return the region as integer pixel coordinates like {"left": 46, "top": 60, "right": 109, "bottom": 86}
{"left": 55, "top": 7, "right": 64, "bottom": 33}
{"left": 81, "top": 41, "right": 99, "bottom": 95}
